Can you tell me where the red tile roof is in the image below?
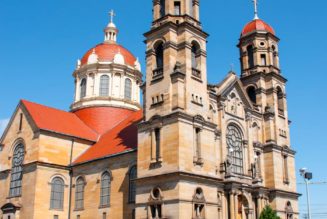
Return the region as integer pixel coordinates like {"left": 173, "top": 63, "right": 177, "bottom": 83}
{"left": 20, "top": 100, "right": 143, "bottom": 164}
{"left": 21, "top": 100, "right": 98, "bottom": 141}
{"left": 241, "top": 19, "right": 275, "bottom": 36}
{"left": 81, "top": 43, "right": 136, "bottom": 66}
{"left": 73, "top": 107, "right": 135, "bottom": 135}
{"left": 73, "top": 110, "right": 143, "bottom": 164}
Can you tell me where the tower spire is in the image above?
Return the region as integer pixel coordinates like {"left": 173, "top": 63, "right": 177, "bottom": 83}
{"left": 104, "top": 9, "right": 118, "bottom": 43}
{"left": 253, "top": 0, "right": 259, "bottom": 20}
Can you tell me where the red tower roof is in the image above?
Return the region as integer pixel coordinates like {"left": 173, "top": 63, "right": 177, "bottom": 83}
{"left": 80, "top": 43, "right": 136, "bottom": 66}
{"left": 241, "top": 19, "right": 275, "bottom": 36}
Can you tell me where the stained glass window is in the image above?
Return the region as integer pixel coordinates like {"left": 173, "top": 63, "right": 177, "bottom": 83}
{"left": 226, "top": 125, "right": 243, "bottom": 174}
{"left": 9, "top": 143, "right": 25, "bottom": 197}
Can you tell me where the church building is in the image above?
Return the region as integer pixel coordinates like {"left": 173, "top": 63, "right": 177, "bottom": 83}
{"left": 0, "top": 1, "right": 299, "bottom": 219}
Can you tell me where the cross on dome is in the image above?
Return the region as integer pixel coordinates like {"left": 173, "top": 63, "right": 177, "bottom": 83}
{"left": 253, "top": 0, "right": 259, "bottom": 20}
{"left": 104, "top": 9, "right": 118, "bottom": 43}
{"left": 109, "top": 9, "right": 116, "bottom": 23}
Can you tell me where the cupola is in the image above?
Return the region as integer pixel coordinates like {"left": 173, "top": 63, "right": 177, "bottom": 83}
{"left": 71, "top": 10, "right": 142, "bottom": 112}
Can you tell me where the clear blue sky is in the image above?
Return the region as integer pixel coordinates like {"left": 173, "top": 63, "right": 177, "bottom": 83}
{"left": 0, "top": 0, "right": 326, "bottom": 217}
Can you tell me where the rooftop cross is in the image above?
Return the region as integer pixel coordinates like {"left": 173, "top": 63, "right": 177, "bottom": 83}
{"left": 109, "top": 9, "right": 116, "bottom": 23}
{"left": 253, "top": 0, "right": 259, "bottom": 20}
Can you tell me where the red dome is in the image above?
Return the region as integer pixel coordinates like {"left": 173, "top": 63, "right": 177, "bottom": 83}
{"left": 241, "top": 19, "right": 275, "bottom": 36}
{"left": 81, "top": 43, "right": 136, "bottom": 66}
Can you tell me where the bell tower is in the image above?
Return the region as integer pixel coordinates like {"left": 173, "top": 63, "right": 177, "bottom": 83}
{"left": 238, "top": 0, "right": 288, "bottom": 146}
{"left": 136, "top": 1, "right": 220, "bottom": 218}
{"left": 239, "top": 1, "right": 298, "bottom": 216}
{"left": 144, "top": 0, "right": 209, "bottom": 120}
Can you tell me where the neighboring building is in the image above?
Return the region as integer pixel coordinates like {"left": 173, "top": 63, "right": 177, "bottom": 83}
{"left": 0, "top": 1, "right": 299, "bottom": 219}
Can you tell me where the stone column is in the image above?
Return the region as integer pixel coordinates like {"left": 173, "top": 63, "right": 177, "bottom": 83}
{"left": 229, "top": 192, "right": 235, "bottom": 219}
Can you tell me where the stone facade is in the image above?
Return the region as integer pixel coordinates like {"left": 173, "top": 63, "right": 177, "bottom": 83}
{"left": 0, "top": 1, "right": 299, "bottom": 219}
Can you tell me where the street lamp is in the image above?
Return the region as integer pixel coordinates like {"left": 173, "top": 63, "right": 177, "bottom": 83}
{"left": 299, "top": 168, "right": 313, "bottom": 219}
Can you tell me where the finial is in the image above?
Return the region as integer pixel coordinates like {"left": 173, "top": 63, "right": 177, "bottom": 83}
{"left": 253, "top": 0, "right": 259, "bottom": 20}
{"left": 109, "top": 9, "right": 116, "bottom": 23}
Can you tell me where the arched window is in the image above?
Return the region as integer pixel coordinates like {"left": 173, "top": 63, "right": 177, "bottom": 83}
{"left": 160, "top": 0, "right": 165, "bottom": 17}
{"left": 129, "top": 166, "right": 137, "bottom": 203}
{"left": 75, "top": 177, "right": 85, "bottom": 210}
{"left": 226, "top": 125, "right": 243, "bottom": 174}
{"left": 247, "top": 86, "right": 257, "bottom": 104}
{"left": 99, "top": 75, "right": 110, "bottom": 96}
{"left": 277, "top": 87, "right": 284, "bottom": 112}
{"left": 9, "top": 143, "right": 25, "bottom": 197}
{"left": 155, "top": 42, "right": 164, "bottom": 69}
{"left": 247, "top": 45, "right": 254, "bottom": 69}
{"left": 191, "top": 42, "right": 200, "bottom": 69}
{"left": 100, "top": 172, "right": 111, "bottom": 207}
{"left": 80, "top": 78, "right": 87, "bottom": 98}
{"left": 272, "top": 45, "right": 278, "bottom": 67}
{"left": 50, "top": 177, "right": 65, "bottom": 210}
{"left": 124, "top": 78, "right": 132, "bottom": 100}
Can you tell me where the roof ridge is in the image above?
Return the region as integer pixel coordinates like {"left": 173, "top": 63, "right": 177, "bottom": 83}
{"left": 72, "top": 110, "right": 142, "bottom": 165}
{"left": 21, "top": 99, "right": 70, "bottom": 114}
{"left": 98, "top": 110, "right": 141, "bottom": 141}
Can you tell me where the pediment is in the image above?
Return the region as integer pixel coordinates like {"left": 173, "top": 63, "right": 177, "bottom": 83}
{"left": 217, "top": 73, "right": 253, "bottom": 110}
{"left": 0, "top": 101, "right": 38, "bottom": 143}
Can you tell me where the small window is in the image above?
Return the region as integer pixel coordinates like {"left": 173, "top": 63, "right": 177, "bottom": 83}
{"left": 99, "top": 75, "right": 110, "bottom": 96}
{"left": 100, "top": 172, "right": 111, "bottom": 207}
{"left": 195, "top": 128, "right": 201, "bottom": 158}
{"left": 191, "top": 42, "right": 201, "bottom": 69}
{"left": 50, "top": 177, "right": 65, "bottom": 210}
{"left": 247, "top": 45, "right": 254, "bottom": 68}
{"left": 174, "top": 1, "right": 181, "bottom": 15}
{"left": 124, "top": 78, "right": 132, "bottom": 100}
{"left": 80, "top": 78, "right": 87, "bottom": 98}
{"left": 102, "top": 212, "right": 107, "bottom": 219}
{"left": 54, "top": 215, "right": 59, "bottom": 219}
{"left": 261, "top": 54, "right": 267, "bottom": 66}
{"left": 19, "top": 113, "right": 23, "bottom": 131}
{"left": 155, "top": 42, "right": 164, "bottom": 69}
{"left": 129, "top": 166, "right": 137, "bottom": 203}
{"left": 247, "top": 86, "right": 257, "bottom": 104}
{"left": 283, "top": 155, "right": 289, "bottom": 183}
{"left": 160, "top": 0, "right": 165, "bottom": 17}
{"left": 277, "top": 87, "right": 284, "bottom": 112}
{"left": 155, "top": 128, "right": 161, "bottom": 160}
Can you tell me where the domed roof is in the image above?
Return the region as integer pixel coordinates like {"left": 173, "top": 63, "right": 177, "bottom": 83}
{"left": 241, "top": 19, "right": 275, "bottom": 36}
{"left": 81, "top": 43, "right": 136, "bottom": 67}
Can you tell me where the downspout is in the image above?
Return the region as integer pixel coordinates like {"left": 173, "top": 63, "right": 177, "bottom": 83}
{"left": 68, "top": 139, "right": 75, "bottom": 219}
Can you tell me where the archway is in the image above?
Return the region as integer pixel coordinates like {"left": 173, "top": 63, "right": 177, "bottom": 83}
{"left": 237, "top": 195, "right": 251, "bottom": 219}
